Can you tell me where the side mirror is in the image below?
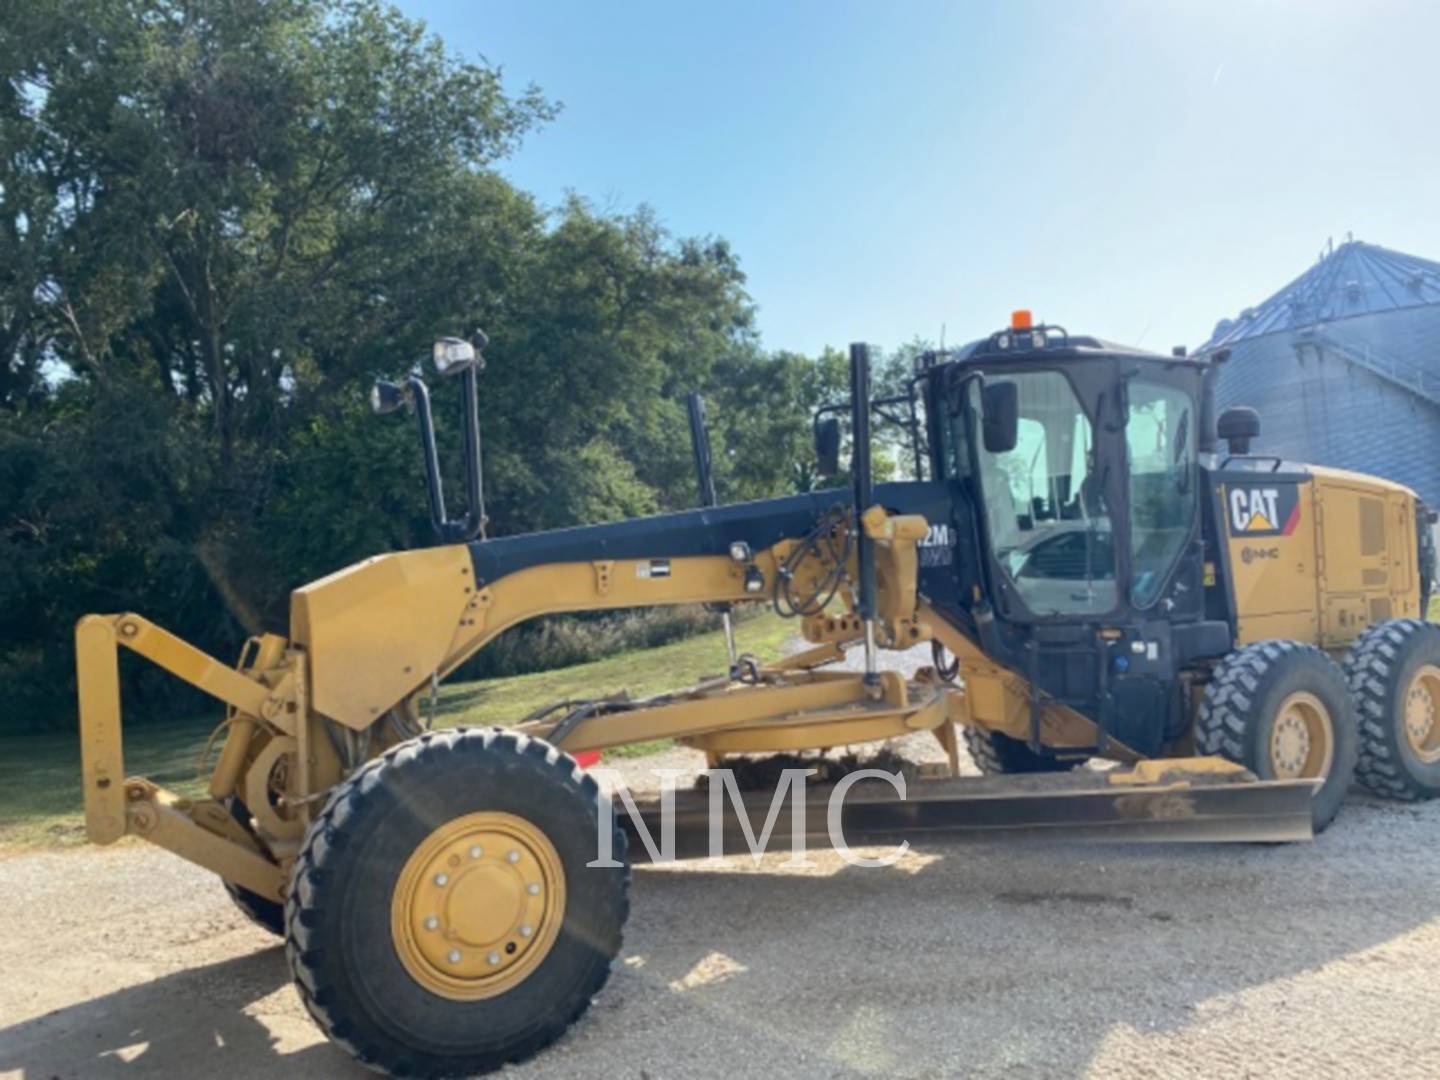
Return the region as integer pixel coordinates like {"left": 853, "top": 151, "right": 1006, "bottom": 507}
{"left": 982, "top": 382, "right": 1019, "bottom": 454}
{"left": 370, "top": 379, "right": 408, "bottom": 415}
{"left": 814, "top": 417, "right": 841, "bottom": 476}
{"left": 1217, "top": 406, "right": 1260, "bottom": 456}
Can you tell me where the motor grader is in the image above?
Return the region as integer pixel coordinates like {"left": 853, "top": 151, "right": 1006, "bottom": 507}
{"left": 75, "top": 312, "right": 1440, "bottom": 1077}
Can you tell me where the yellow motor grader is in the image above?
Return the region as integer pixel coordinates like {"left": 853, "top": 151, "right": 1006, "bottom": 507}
{"left": 76, "top": 314, "right": 1440, "bottom": 1076}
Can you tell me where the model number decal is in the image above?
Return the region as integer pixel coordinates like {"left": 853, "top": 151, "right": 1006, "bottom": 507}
{"left": 636, "top": 559, "right": 671, "bottom": 579}
{"left": 919, "top": 524, "right": 956, "bottom": 547}
{"left": 1240, "top": 546, "right": 1281, "bottom": 564}
{"left": 918, "top": 523, "right": 956, "bottom": 567}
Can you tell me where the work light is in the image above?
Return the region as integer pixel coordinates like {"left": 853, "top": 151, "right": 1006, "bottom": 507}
{"left": 432, "top": 337, "right": 478, "bottom": 375}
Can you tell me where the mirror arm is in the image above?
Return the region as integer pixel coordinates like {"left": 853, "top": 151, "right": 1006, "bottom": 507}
{"left": 408, "top": 367, "right": 487, "bottom": 545}
{"left": 946, "top": 368, "right": 985, "bottom": 415}
{"left": 450, "top": 364, "right": 487, "bottom": 543}
{"left": 408, "top": 375, "right": 449, "bottom": 537}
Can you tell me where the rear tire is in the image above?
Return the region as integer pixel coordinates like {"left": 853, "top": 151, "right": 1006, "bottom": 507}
{"left": 962, "top": 726, "right": 1083, "bottom": 774}
{"left": 1344, "top": 618, "right": 1440, "bottom": 800}
{"left": 1197, "top": 640, "right": 1357, "bottom": 833}
{"left": 285, "top": 728, "right": 629, "bottom": 1078}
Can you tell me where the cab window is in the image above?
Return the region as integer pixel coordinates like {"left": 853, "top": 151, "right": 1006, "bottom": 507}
{"left": 1126, "top": 379, "right": 1196, "bottom": 606}
{"left": 970, "top": 370, "right": 1115, "bottom": 616}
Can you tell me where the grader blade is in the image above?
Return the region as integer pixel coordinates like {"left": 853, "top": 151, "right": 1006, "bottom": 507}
{"left": 620, "top": 765, "right": 1317, "bottom": 863}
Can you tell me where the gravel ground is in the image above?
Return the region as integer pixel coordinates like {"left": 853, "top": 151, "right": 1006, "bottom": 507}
{"left": 5, "top": 645, "right": 1440, "bottom": 1079}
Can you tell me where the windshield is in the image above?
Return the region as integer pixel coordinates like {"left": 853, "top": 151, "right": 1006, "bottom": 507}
{"left": 1126, "top": 378, "right": 1197, "bottom": 606}
{"left": 968, "top": 371, "right": 1116, "bottom": 616}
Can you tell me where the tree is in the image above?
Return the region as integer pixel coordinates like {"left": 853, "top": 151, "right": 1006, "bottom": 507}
{"left": 1, "top": 0, "right": 556, "bottom": 723}
{"left": 0, "top": 1, "right": 852, "bottom": 729}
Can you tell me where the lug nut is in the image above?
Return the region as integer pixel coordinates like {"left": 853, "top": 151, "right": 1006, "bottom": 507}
{"left": 424, "top": 916, "right": 439, "bottom": 931}
{"left": 527, "top": 883, "right": 540, "bottom": 896}
{"left": 434, "top": 873, "right": 449, "bottom": 887}
{"left": 519, "top": 924, "right": 533, "bottom": 938}
{"left": 507, "top": 850, "right": 520, "bottom": 864}
{"left": 487, "top": 952, "right": 501, "bottom": 966}
{"left": 469, "top": 845, "right": 483, "bottom": 859}
{"left": 447, "top": 949, "right": 461, "bottom": 964}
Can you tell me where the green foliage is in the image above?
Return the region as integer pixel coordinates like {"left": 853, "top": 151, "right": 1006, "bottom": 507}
{"left": 455, "top": 603, "right": 766, "bottom": 682}
{"left": 0, "top": 1, "right": 919, "bottom": 731}
{"left": 0, "top": 610, "right": 796, "bottom": 847}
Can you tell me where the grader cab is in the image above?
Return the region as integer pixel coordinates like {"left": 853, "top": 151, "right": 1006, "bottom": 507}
{"left": 75, "top": 314, "right": 1440, "bottom": 1076}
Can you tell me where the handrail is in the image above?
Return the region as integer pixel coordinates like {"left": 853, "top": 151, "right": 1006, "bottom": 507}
{"left": 1297, "top": 327, "right": 1440, "bottom": 406}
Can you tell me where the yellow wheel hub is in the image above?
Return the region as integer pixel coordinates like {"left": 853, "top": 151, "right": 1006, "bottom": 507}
{"left": 391, "top": 811, "right": 565, "bottom": 1000}
{"left": 1404, "top": 664, "right": 1440, "bottom": 764}
{"left": 1268, "top": 691, "right": 1334, "bottom": 780}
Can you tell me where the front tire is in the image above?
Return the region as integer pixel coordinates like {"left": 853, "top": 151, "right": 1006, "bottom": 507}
{"left": 962, "top": 727, "right": 1083, "bottom": 775}
{"left": 1344, "top": 618, "right": 1440, "bottom": 800}
{"left": 1197, "top": 640, "right": 1357, "bottom": 832}
{"left": 223, "top": 874, "right": 286, "bottom": 936}
{"left": 286, "top": 728, "right": 629, "bottom": 1078}
{"left": 221, "top": 798, "right": 285, "bottom": 936}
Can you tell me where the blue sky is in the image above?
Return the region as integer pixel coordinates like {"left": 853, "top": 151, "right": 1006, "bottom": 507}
{"left": 397, "top": 0, "right": 1440, "bottom": 357}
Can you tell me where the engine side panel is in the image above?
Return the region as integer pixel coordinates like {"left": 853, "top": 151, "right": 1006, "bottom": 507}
{"left": 1217, "top": 463, "right": 1420, "bottom": 649}
{"left": 1219, "top": 470, "right": 1321, "bottom": 644}
{"left": 1310, "top": 468, "right": 1419, "bottom": 643}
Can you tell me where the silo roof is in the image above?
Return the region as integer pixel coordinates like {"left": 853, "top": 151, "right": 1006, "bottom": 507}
{"left": 1202, "top": 240, "right": 1440, "bottom": 350}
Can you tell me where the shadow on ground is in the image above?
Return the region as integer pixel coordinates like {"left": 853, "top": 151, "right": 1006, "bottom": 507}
{"left": 2, "top": 795, "right": 1438, "bottom": 1078}
{"left": 0, "top": 949, "right": 362, "bottom": 1079}
{"left": 560, "top": 794, "right": 1440, "bottom": 1077}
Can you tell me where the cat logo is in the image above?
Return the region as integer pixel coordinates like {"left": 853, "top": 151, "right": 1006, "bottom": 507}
{"left": 1228, "top": 483, "right": 1300, "bottom": 538}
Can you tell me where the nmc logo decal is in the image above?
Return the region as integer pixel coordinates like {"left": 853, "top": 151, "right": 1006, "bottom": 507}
{"left": 1227, "top": 483, "right": 1301, "bottom": 538}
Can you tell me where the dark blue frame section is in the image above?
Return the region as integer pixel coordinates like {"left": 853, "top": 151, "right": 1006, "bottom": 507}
{"left": 466, "top": 482, "right": 956, "bottom": 588}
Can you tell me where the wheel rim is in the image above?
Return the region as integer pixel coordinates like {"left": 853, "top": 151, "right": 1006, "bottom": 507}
{"left": 1403, "top": 664, "right": 1440, "bottom": 764}
{"left": 391, "top": 811, "right": 566, "bottom": 1001}
{"left": 1268, "top": 691, "right": 1335, "bottom": 780}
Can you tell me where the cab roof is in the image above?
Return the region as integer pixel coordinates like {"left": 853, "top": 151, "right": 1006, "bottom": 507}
{"left": 952, "top": 326, "right": 1181, "bottom": 364}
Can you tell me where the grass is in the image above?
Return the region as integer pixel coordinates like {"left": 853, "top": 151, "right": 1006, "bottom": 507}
{"left": 0, "top": 611, "right": 795, "bottom": 850}
{"left": 14, "top": 597, "right": 1432, "bottom": 851}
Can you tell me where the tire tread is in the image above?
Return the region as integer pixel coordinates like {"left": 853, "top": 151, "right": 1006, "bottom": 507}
{"left": 1196, "top": 639, "right": 1356, "bottom": 832}
{"left": 962, "top": 726, "right": 1082, "bottom": 775}
{"left": 1343, "top": 618, "right": 1440, "bottom": 801}
{"left": 284, "top": 727, "right": 629, "bottom": 1078}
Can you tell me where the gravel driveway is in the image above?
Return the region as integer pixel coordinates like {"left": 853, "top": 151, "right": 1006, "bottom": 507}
{"left": 5, "top": 645, "right": 1440, "bottom": 1079}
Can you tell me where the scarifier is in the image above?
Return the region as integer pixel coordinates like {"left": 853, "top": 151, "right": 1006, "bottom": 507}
{"left": 75, "top": 313, "right": 1440, "bottom": 1076}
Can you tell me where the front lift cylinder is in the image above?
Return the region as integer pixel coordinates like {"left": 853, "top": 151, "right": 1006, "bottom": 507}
{"left": 849, "top": 342, "right": 879, "bottom": 685}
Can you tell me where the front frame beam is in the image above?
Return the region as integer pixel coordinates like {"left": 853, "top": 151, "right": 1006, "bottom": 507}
{"left": 75, "top": 613, "right": 287, "bottom": 843}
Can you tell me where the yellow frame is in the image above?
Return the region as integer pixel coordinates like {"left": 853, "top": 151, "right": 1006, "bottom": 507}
{"left": 72, "top": 505, "right": 1152, "bottom": 898}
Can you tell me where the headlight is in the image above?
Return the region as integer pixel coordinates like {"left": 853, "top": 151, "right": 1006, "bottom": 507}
{"left": 370, "top": 379, "right": 407, "bottom": 415}
{"left": 432, "top": 337, "right": 477, "bottom": 375}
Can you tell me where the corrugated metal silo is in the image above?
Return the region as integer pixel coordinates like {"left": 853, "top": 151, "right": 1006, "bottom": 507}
{"left": 1200, "top": 240, "right": 1440, "bottom": 508}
